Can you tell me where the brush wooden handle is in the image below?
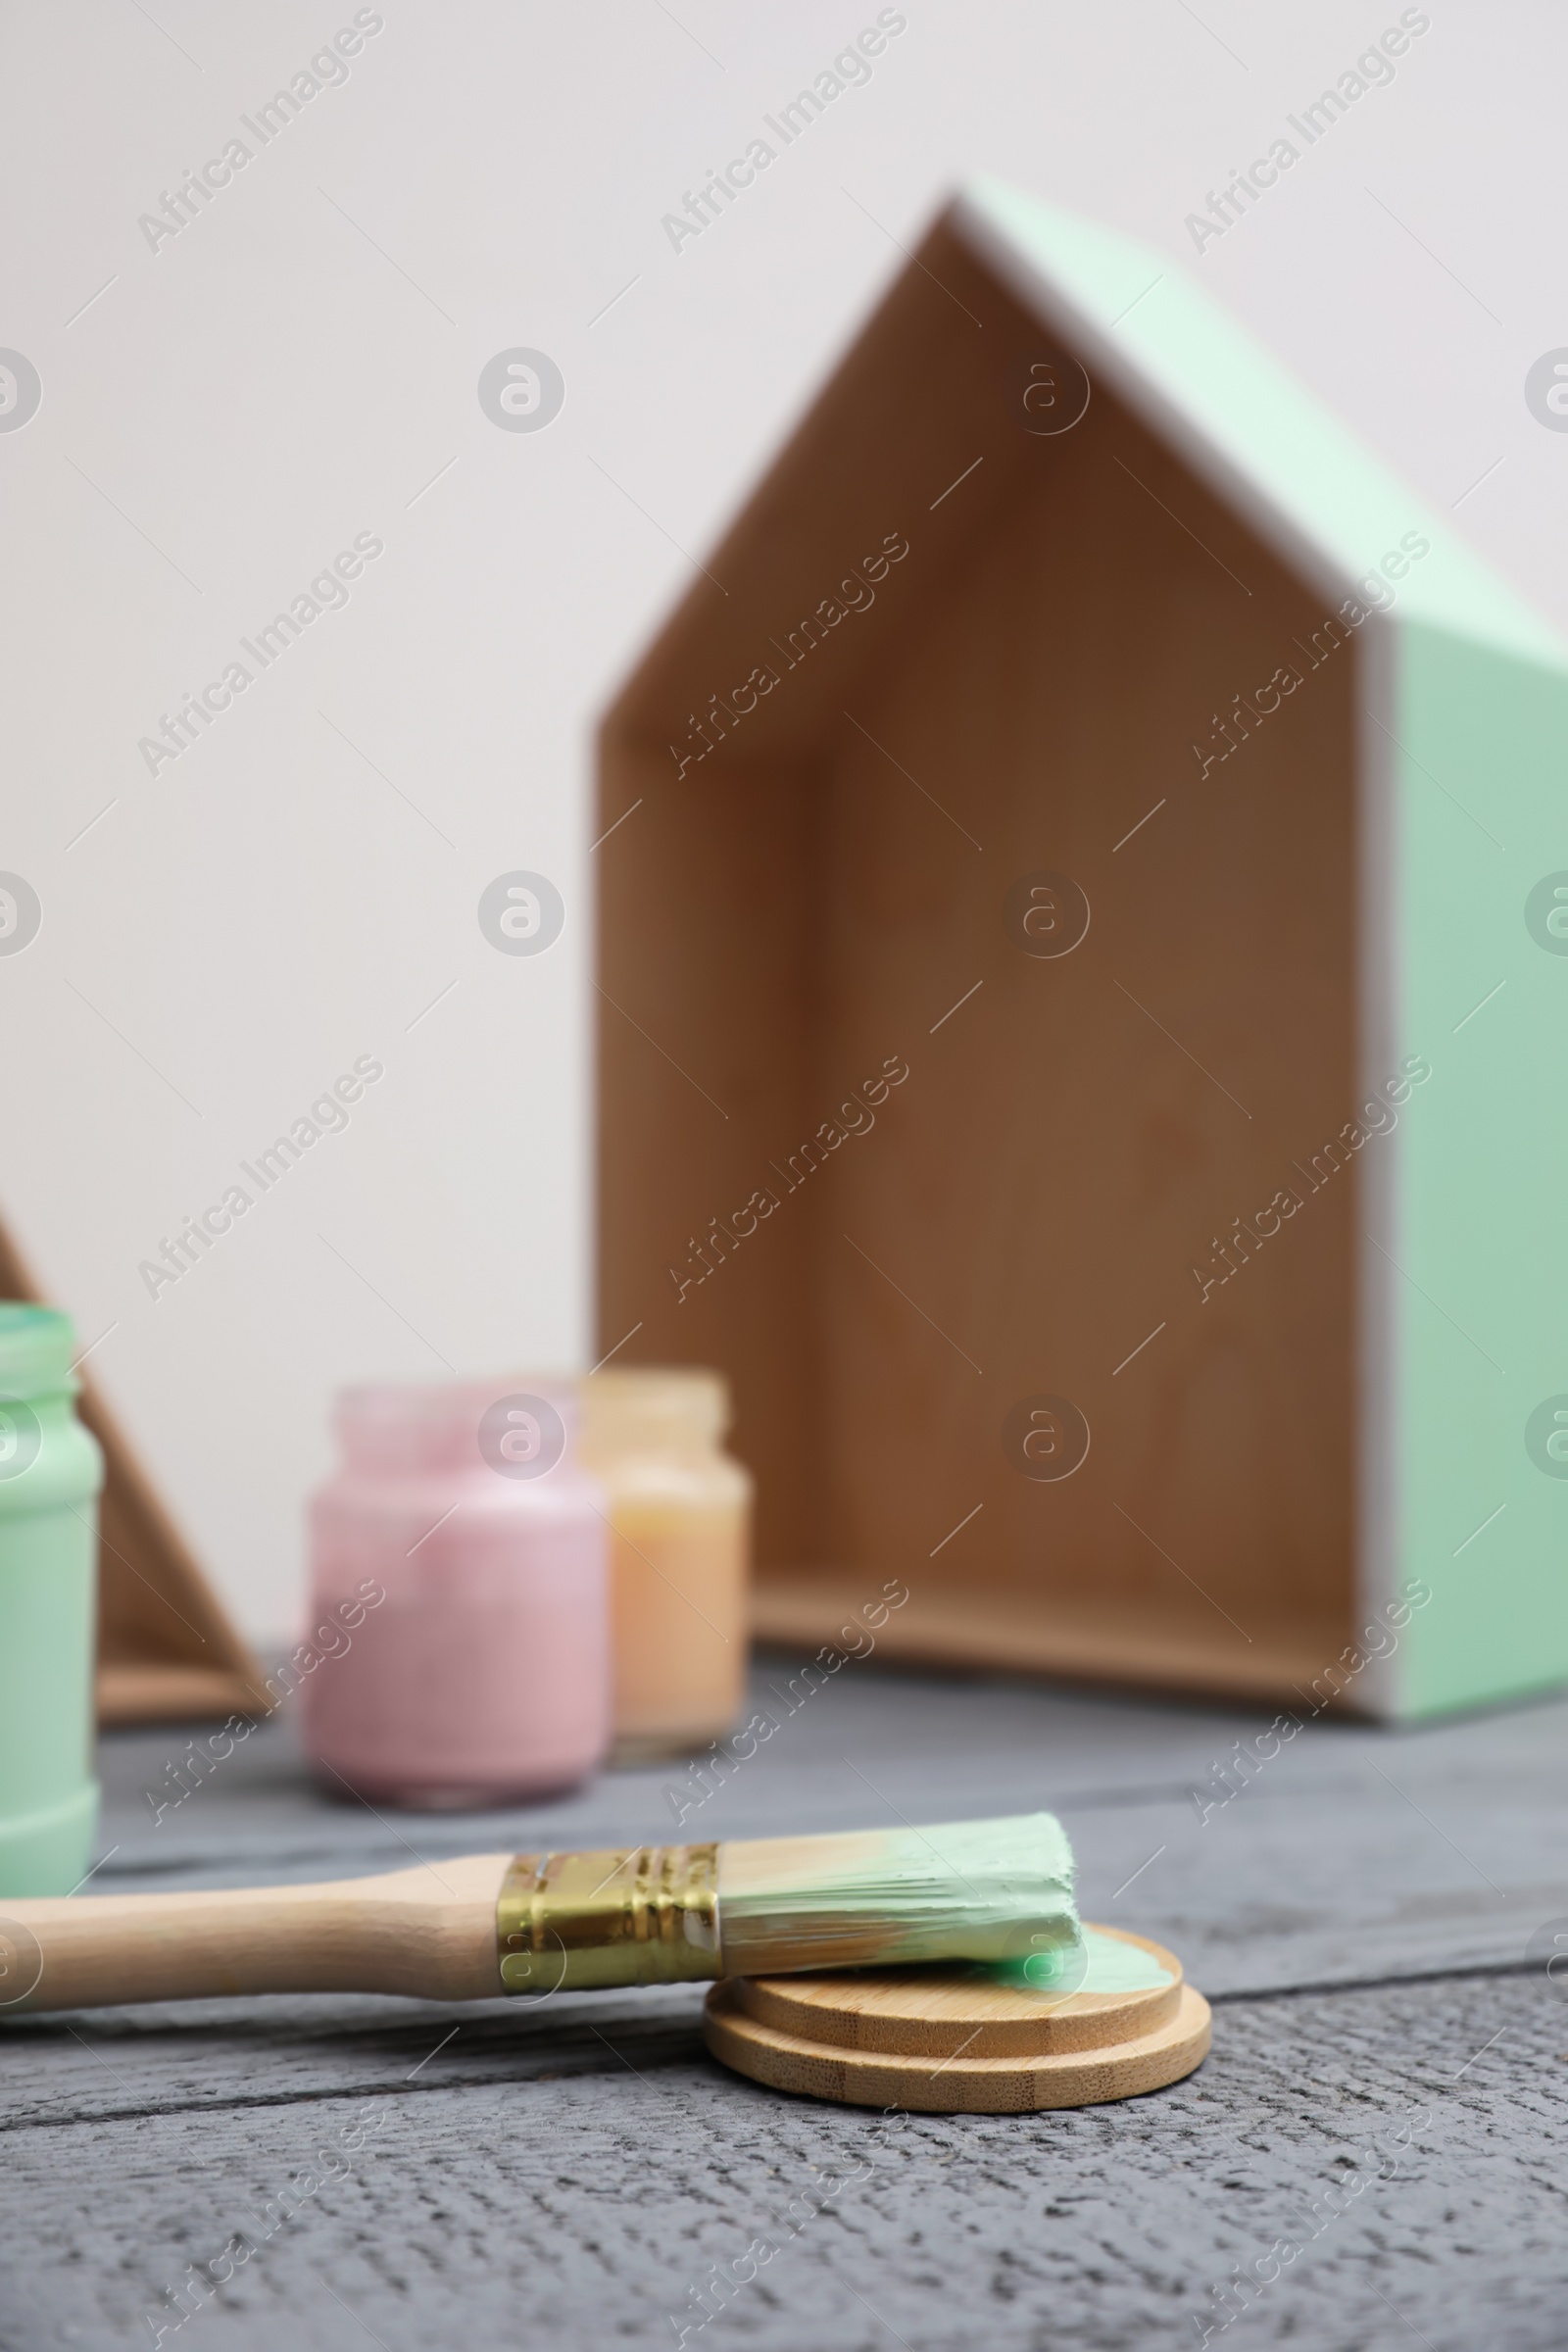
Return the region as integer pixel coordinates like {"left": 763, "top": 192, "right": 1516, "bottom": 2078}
{"left": 0, "top": 1854, "right": 513, "bottom": 2014}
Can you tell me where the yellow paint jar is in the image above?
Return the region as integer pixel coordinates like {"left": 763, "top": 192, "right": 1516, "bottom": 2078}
{"left": 581, "top": 1368, "right": 751, "bottom": 1762}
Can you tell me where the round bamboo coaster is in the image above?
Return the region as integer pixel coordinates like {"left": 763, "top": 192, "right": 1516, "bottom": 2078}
{"left": 704, "top": 1925, "right": 1209, "bottom": 2113}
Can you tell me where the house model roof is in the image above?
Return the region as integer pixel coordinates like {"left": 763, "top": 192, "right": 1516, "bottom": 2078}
{"left": 609, "top": 176, "right": 1562, "bottom": 764}
{"left": 954, "top": 177, "right": 1560, "bottom": 668}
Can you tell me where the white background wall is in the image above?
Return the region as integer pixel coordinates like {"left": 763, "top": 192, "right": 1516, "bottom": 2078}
{"left": 0, "top": 0, "right": 1560, "bottom": 1645}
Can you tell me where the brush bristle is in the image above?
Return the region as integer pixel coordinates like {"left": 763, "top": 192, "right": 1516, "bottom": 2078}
{"left": 714, "top": 1811, "right": 1078, "bottom": 1977}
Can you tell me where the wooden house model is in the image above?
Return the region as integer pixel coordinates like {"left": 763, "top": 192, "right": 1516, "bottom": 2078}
{"left": 596, "top": 179, "right": 1568, "bottom": 1722}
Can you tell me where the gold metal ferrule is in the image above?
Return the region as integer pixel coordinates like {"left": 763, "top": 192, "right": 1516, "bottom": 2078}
{"left": 496, "top": 1843, "right": 720, "bottom": 1993}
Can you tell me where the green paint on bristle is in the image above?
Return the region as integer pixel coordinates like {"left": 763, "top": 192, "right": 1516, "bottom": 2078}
{"left": 985, "top": 1925, "right": 1174, "bottom": 1997}
{"left": 714, "top": 1811, "right": 1080, "bottom": 1977}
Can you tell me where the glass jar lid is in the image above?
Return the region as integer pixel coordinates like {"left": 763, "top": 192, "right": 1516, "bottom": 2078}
{"left": 583, "top": 1366, "right": 730, "bottom": 1452}
{"left": 0, "top": 1303, "right": 77, "bottom": 1400}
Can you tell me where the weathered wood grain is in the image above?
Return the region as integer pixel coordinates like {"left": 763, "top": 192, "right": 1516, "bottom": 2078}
{"left": 3, "top": 1666, "right": 1565, "bottom": 2347}
{"left": 3, "top": 1971, "right": 1565, "bottom": 2350}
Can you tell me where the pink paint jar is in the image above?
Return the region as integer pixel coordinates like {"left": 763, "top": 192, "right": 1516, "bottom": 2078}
{"left": 302, "top": 1380, "right": 611, "bottom": 1808}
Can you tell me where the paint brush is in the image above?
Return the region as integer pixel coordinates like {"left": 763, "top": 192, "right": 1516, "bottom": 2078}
{"left": 0, "top": 1812, "right": 1077, "bottom": 2014}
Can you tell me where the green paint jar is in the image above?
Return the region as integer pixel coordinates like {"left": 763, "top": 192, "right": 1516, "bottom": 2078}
{"left": 0, "top": 1304, "right": 103, "bottom": 1895}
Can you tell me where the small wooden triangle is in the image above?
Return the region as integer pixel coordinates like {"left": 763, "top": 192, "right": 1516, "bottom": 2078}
{"left": 704, "top": 1926, "right": 1210, "bottom": 2111}
{"left": 0, "top": 1220, "right": 267, "bottom": 1726}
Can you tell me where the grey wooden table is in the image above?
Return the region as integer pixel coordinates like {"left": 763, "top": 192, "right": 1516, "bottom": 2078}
{"left": 4, "top": 1657, "right": 1567, "bottom": 2351}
